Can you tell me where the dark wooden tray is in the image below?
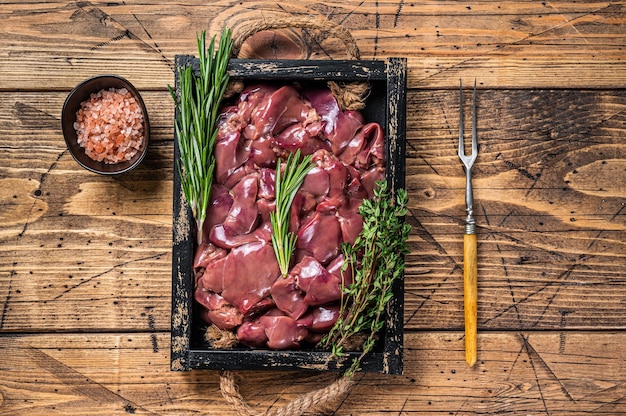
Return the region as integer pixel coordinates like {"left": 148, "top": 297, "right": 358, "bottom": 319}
{"left": 171, "top": 57, "right": 407, "bottom": 374}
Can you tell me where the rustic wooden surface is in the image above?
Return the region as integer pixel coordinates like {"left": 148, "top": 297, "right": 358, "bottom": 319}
{"left": 1, "top": 1, "right": 625, "bottom": 415}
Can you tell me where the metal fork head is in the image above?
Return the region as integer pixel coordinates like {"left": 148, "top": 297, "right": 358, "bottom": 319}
{"left": 458, "top": 79, "right": 478, "bottom": 169}
{"left": 458, "top": 79, "right": 478, "bottom": 232}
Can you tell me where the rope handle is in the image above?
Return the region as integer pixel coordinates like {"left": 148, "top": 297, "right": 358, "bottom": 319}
{"left": 218, "top": 16, "right": 367, "bottom": 415}
{"left": 231, "top": 15, "right": 361, "bottom": 60}
{"left": 220, "top": 371, "right": 355, "bottom": 416}
{"left": 229, "top": 15, "right": 369, "bottom": 110}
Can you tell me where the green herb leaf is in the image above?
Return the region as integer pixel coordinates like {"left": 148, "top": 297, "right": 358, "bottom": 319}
{"left": 169, "top": 28, "right": 233, "bottom": 244}
{"left": 318, "top": 180, "right": 410, "bottom": 378}
{"left": 270, "top": 149, "right": 314, "bottom": 277}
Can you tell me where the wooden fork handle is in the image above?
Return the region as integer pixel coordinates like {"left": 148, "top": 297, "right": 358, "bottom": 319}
{"left": 464, "top": 233, "right": 478, "bottom": 367}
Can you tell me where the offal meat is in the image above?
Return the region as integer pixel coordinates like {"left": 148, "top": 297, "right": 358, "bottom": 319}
{"left": 193, "top": 82, "right": 385, "bottom": 350}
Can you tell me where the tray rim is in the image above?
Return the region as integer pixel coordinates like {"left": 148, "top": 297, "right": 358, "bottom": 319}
{"left": 171, "top": 56, "right": 407, "bottom": 374}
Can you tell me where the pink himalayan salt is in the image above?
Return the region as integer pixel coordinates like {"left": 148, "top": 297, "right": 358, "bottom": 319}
{"left": 73, "top": 87, "right": 144, "bottom": 164}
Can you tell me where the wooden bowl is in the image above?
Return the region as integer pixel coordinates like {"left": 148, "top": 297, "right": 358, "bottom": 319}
{"left": 62, "top": 75, "right": 150, "bottom": 175}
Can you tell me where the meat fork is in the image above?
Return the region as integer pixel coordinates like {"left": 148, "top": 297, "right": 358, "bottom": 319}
{"left": 458, "top": 79, "right": 478, "bottom": 367}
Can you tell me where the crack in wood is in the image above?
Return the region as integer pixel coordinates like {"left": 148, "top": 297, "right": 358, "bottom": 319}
{"left": 521, "top": 334, "right": 576, "bottom": 405}
{"left": 129, "top": 10, "right": 173, "bottom": 70}
{"left": 75, "top": 1, "right": 173, "bottom": 70}
{"left": 530, "top": 264, "right": 578, "bottom": 328}
{"left": 587, "top": 204, "right": 626, "bottom": 250}
{"left": 413, "top": 3, "right": 625, "bottom": 85}
{"left": 482, "top": 203, "right": 524, "bottom": 329}
{"left": 26, "top": 346, "right": 158, "bottom": 414}
{"left": 146, "top": 312, "right": 159, "bottom": 353}
{"left": 481, "top": 265, "right": 578, "bottom": 328}
{"left": 12, "top": 139, "right": 65, "bottom": 239}
{"left": 584, "top": 382, "right": 626, "bottom": 413}
{"left": 337, "top": 1, "right": 360, "bottom": 26}
{"left": 523, "top": 335, "right": 550, "bottom": 413}
{"left": 90, "top": 31, "right": 129, "bottom": 50}
{"left": 373, "top": 1, "right": 380, "bottom": 58}
{"left": 51, "top": 252, "right": 167, "bottom": 301}
{"left": 14, "top": 102, "right": 58, "bottom": 128}
{"left": 558, "top": 310, "right": 572, "bottom": 354}
{"left": 404, "top": 207, "right": 461, "bottom": 326}
{"left": 4, "top": 149, "right": 66, "bottom": 328}
{"left": 0, "top": 270, "right": 16, "bottom": 331}
{"left": 418, "top": 154, "right": 440, "bottom": 175}
{"left": 394, "top": 0, "right": 405, "bottom": 28}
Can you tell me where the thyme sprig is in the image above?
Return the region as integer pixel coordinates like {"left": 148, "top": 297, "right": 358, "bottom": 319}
{"left": 169, "top": 28, "right": 233, "bottom": 244}
{"left": 318, "top": 180, "right": 411, "bottom": 377}
{"left": 271, "top": 149, "right": 315, "bottom": 277}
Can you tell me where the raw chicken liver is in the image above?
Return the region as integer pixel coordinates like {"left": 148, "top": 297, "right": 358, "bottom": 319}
{"left": 193, "top": 82, "right": 385, "bottom": 350}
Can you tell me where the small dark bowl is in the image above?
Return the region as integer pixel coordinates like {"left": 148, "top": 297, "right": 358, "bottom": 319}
{"left": 62, "top": 75, "right": 150, "bottom": 175}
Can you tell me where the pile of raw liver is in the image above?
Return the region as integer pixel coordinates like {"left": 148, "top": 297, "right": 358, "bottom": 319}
{"left": 193, "top": 83, "right": 385, "bottom": 350}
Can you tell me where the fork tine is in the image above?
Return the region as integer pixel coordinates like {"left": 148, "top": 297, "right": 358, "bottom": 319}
{"left": 472, "top": 79, "right": 478, "bottom": 156}
{"left": 459, "top": 79, "right": 478, "bottom": 165}
{"left": 458, "top": 79, "right": 464, "bottom": 160}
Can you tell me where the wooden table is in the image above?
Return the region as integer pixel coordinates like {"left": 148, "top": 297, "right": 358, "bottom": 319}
{"left": 1, "top": 2, "right": 625, "bottom": 415}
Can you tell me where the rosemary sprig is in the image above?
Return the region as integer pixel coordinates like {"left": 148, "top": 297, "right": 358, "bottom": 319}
{"left": 318, "top": 180, "right": 411, "bottom": 377}
{"left": 169, "top": 28, "right": 233, "bottom": 244}
{"left": 270, "top": 149, "right": 315, "bottom": 277}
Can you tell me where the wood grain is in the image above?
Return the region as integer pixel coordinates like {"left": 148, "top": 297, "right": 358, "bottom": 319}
{"left": 1, "top": 89, "right": 623, "bottom": 333}
{"left": 1, "top": 2, "right": 625, "bottom": 90}
{"left": 1, "top": 332, "right": 625, "bottom": 415}
{"left": 1, "top": 1, "right": 625, "bottom": 414}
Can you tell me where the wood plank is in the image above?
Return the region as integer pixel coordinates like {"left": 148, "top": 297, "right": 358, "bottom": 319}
{"left": 1, "top": 2, "right": 625, "bottom": 90}
{"left": 0, "top": 90, "right": 174, "bottom": 331}
{"left": 0, "top": 88, "right": 624, "bottom": 333}
{"left": 1, "top": 1, "right": 625, "bottom": 415}
{"left": 0, "top": 332, "right": 624, "bottom": 415}
{"left": 405, "top": 88, "right": 626, "bottom": 331}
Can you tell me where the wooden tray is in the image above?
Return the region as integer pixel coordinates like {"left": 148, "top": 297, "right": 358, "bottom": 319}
{"left": 171, "top": 56, "right": 407, "bottom": 374}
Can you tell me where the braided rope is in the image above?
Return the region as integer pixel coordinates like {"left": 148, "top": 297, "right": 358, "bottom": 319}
{"left": 230, "top": 15, "right": 368, "bottom": 110}
{"left": 216, "top": 16, "right": 369, "bottom": 414}
{"left": 220, "top": 371, "right": 355, "bottom": 416}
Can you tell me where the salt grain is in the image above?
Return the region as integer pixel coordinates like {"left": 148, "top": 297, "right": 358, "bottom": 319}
{"left": 74, "top": 87, "right": 144, "bottom": 164}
